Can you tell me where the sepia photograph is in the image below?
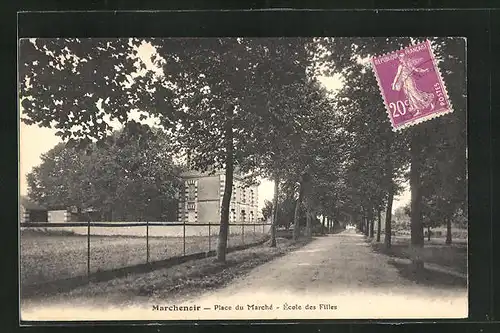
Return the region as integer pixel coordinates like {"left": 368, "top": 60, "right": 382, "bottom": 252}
{"left": 18, "top": 37, "right": 467, "bottom": 321}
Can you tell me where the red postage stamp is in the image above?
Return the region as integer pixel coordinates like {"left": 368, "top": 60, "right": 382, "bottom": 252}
{"left": 370, "top": 40, "right": 453, "bottom": 131}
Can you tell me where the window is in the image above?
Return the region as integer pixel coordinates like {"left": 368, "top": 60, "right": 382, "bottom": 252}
{"left": 187, "top": 203, "right": 195, "bottom": 210}
{"left": 188, "top": 184, "right": 196, "bottom": 201}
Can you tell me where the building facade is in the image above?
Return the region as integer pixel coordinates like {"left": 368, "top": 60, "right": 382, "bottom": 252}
{"left": 178, "top": 170, "right": 259, "bottom": 224}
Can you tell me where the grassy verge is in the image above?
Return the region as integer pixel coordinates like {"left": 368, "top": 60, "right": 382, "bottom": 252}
{"left": 366, "top": 237, "right": 467, "bottom": 290}
{"left": 22, "top": 237, "right": 311, "bottom": 307}
{"left": 369, "top": 237, "right": 467, "bottom": 275}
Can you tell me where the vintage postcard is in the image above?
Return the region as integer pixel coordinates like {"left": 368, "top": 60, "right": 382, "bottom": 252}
{"left": 19, "top": 37, "right": 467, "bottom": 322}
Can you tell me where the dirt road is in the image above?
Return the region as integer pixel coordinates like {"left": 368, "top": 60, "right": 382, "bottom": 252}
{"left": 21, "top": 231, "right": 468, "bottom": 321}
{"left": 181, "top": 231, "right": 468, "bottom": 319}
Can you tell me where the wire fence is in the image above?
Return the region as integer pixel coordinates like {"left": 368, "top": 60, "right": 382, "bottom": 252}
{"left": 20, "top": 221, "right": 272, "bottom": 288}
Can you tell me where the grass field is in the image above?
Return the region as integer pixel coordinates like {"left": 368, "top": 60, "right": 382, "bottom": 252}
{"left": 20, "top": 230, "right": 268, "bottom": 286}
{"left": 21, "top": 236, "right": 310, "bottom": 310}
{"left": 371, "top": 237, "right": 467, "bottom": 275}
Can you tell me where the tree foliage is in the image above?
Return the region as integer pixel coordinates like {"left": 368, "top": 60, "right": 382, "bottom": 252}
{"left": 314, "top": 37, "right": 466, "bottom": 251}
{"left": 20, "top": 37, "right": 466, "bottom": 262}
{"left": 27, "top": 128, "right": 182, "bottom": 221}
{"left": 261, "top": 200, "right": 274, "bottom": 221}
{"left": 20, "top": 37, "right": 316, "bottom": 261}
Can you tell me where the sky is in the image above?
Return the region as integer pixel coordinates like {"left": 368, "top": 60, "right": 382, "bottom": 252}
{"left": 19, "top": 40, "right": 410, "bottom": 213}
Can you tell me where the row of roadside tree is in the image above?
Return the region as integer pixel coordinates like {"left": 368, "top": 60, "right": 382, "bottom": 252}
{"left": 20, "top": 37, "right": 466, "bottom": 266}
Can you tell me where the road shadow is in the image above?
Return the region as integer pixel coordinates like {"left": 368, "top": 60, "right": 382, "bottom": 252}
{"left": 370, "top": 240, "right": 467, "bottom": 275}
{"left": 368, "top": 238, "right": 467, "bottom": 289}
{"left": 388, "top": 259, "right": 467, "bottom": 289}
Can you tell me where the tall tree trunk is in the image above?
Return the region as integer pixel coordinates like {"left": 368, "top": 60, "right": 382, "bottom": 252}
{"left": 334, "top": 208, "right": 340, "bottom": 232}
{"left": 303, "top": 175, "right": 312, "bottom": 238}
{"left": 376, "top": 208, "right": 382, "bottom": 242}
{"left": 217, "top": 106, "right": 234, "bottom": 263}
{"left": 293, "top": 181, "right": 305, "bottom": 241}
{"left": 410, "top": 130, "right": 425, "bottom": 271}
{"left": 270, "top": 176, "right": 279, "bottom": 247}
{"left": 385, "top": 187, "right": 394, "bottom": 248}
{"left": 363, "top": 212, "right": 369, "bottom": 237}
{"left": 353, "top": 213, "right": 359, "bottom": 233}
{"left": 359, "top": 212, "right": 363, "bottom": 233}
{"left": 445, "top": 217, "right": 452, "bottom": 245}
{"left": 369, "top": 207, "right": 375, "bottom": 238}
{"left": 322, "top": 215, "right": 326, "bottom": 234}
{"left": 384, "top": 132, "right": 395, "bottom": 248}
{"left": 427, "top": 225, "right": 431, "bottom": 241}
{"left": 305, "top": 208, "right": 312, "bottom": 238}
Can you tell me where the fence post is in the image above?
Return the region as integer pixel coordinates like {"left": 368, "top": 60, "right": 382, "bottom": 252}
{"left": 87, "top": 218, "right": 91, "bottom": 280}
{"left": 183, "top": 219, "right": 186, "bottom": 256}
{"left": 208, "top": 223, "right": 211, "bottom": 252}
{"left": 146, "top": 220, "right": 149, "bottom": 264}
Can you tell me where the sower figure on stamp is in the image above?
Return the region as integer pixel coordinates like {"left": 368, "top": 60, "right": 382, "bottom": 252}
{"left": 391, "top": 53, "right": 435, "bottom": 115}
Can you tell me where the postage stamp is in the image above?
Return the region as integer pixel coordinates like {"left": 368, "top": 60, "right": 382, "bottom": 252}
{"left": 19, "top": 36, "right": 467, "bottom": 323}
{"left": 371, "top": 40, "right": 453, "bottom": 131}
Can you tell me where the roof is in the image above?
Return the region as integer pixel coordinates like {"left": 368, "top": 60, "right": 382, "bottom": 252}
{"left": 20, "top": 196, "right": 47, "bottom": 211}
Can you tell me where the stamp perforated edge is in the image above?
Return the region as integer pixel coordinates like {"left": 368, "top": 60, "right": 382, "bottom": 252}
{"left": 370, "top": 55, "right": 397, "bottom": 131}
{"left": 370, "top": 39, "right": 455, "bottom": 132}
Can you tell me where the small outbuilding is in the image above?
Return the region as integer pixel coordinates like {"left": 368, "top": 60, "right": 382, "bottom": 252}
{"left": 20, "top": 196, "right": 48, "bottom": 223}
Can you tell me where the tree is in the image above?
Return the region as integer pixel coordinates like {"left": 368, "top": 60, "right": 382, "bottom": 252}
{"left": 315, "top": 38, "right": 409, "bottom": 248}
{"left": 270, "top": 178, "right": 279, "bottom": 247}
{"left": 289, "top": 82, "right": 345, "bottom": 239}
{"left": 261, "top": 199, "right": 274, "bottom": 221}
{"left": 419, "top": 162, "right": 466, "bottom": 244}
{"left": 274, "top": 186, "right": 298, "bottom": 230}
{"left": 27, "top": 143, "right": 88, "bottom": 211}
{"left": 376, "top": 208, "right": 382, "bottom": 242}
{"left": 247, "top": 71, "right": 344, "bottom": 241}
{"left": 316, "top": 37, "right": 466, "bottom": 268}
{"left": 27, "top": 128, "right": 182, "bottom": 221}
{"left": 20, "top": 37, "right": 314, "bottom": 262}
{"left": 20, "top": 38, "right": 140, "bottom": 143}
